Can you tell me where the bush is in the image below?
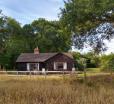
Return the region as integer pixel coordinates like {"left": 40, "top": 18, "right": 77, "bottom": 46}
{"left": 100, "top": 54, "right": 114, "bottom": 72}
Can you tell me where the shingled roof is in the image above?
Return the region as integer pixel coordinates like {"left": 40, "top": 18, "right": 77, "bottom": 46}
{"left": 16, "top": 53, "right": 73, "bottom": 63}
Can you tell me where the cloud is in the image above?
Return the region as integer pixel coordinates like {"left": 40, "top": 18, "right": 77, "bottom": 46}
{"left": 0, "top": 0, "right": 64, "bottom": 24}
{"left": 104, "top": 39, "right": 114, "bottom": 54}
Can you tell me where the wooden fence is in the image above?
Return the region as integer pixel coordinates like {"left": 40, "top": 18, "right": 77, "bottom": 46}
{"left": 0, "top": 70, "right": 78, "bottom": 75}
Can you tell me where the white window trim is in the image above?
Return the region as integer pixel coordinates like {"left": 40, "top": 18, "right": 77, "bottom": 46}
{"left": 27, "top": 63, "right": 39, "bottom": 71}
{"left": 54, "top": 62, "right": 67, "bottom": 70}
{"left": 27, "top": 63, "right": 30, "bottom": 71}
{"left": 54, "top": 62, "right": 56, "bottom": 70}
{"left": 63, "top": 62, "right": 67, "bottom": 70}
{"left": 37, "top": 63, "right": 39, "bottom": 71}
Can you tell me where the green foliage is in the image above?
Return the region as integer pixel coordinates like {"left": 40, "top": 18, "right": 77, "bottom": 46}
{"left": 60, "top": 0, "right": 114, "bottom": 53}
{"left": 0, "top": 11, "right": 8, "bottom": 53}
{"left": 6, "top": 18, "right": 22, "bottom": 35}
{"left": 31, "top": 18, "right": 71, "bottom": 52}
{"left": 72, "top": 52, "right": 84, "bottom": 70}
{"left": 4, "top": 35, "right": 30, "bottom": 69}
{"left": 86, "top": 68, "right": 101, "bottom": 72}
{"left": 73, "top": 52, "right": 100, "bottom": 70}
{"left": 84, "top": 52, "right": 100, "bottom": 68}
{"left": 100, "top": 54, "right": 114, "bottom": 71}
{"left": 60, "top": 0, "right": 114, "bottom": 33}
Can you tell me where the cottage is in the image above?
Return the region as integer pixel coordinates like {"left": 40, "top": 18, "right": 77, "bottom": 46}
{"left": 16, "top": 48, "right": 74, "bottom": 71}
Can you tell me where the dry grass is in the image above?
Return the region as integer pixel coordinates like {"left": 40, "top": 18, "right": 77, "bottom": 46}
{"left": 0, "top": 74, "right": 114, "bottom": 104}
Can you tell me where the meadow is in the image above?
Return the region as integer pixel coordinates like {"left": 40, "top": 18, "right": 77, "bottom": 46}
{"left": 0, "top": 74, "right": 114, "bottom": 104}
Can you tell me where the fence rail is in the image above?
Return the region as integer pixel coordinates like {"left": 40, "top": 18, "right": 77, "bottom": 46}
{"left": 0, "top": 71, "right": 78, "bottom": 75}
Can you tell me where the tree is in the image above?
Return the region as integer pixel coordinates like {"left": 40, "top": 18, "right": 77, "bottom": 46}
{"left": 6, "top": 17, "right": 22, "bottom": 36}
{"left": 83, "top": 52, "right": 100, "bottom": 68}
{"left": 73, "top": 51, "right": 100, "bottom": 70}
{"left": 107, "top": 57, "right": 114, "bottom": 76}
{"left": 31, "top": 18, "right": 71, "bottom": 52}
{"left": 0, "top": 12, "right": 29, "bottom": 69}
{"left": 101, "top": 54, "right": 114, "bottom": 72}
{"left": 101, "top": 54, "right": 114, "bottom": 81}
{"left": 72, "top": 52, "right": 84, "bottom": 70}
{"left": 60, "top": 0, "right": 114, "bottom": 53}
{"left": 22, "top": 24, "right": 36, "bottom": 51}
{"left": 0, "top": 11, "right": 8, "bottom": 53}
{"left": 5, "top": 35, "right": 30, "bottom": 69}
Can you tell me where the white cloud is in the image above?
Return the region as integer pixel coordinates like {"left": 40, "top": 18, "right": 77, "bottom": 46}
{"left": 48, "top": 0, "right": 64, "bottom": 3}
{"left": 104, "top": 39, "right": 114, "bottom": 54}
{"left": 0, "top": 0, "right": 64, "bottom": 24}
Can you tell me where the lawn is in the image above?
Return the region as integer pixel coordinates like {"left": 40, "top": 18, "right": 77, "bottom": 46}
{"left": 86, "top": 68, "right": 101, "bottom": 72}
{"left": 0, "top": 73, "right": 114, "bottom": 104}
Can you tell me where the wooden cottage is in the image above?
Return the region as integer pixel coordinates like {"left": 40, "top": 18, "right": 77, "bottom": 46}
{"left": 16, "top": 48, "right": 74, "bottom": 71}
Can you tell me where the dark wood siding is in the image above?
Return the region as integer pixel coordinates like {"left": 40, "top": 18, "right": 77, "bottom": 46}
{"left": 39, "top": 62, "right": 46, "bottom": 71}
{"left": 16, "top": 62, "right": 27, "bottom": 71}
{"left": 45, "top": 53, "right": 74, "bottom": 71}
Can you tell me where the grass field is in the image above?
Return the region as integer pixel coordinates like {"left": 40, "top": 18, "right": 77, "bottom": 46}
{"left": 0, "top": 73, "right": 114, "bottom": 104}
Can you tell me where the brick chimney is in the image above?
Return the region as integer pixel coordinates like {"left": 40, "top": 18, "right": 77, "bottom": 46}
{"left": 34, "top": 47, "right": 39, "bottom": 54}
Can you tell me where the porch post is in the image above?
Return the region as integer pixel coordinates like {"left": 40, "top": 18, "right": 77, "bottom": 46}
{"left": 54, "top": 62, "right": 56, "bottom": 70}
{"left": 63, "top": 62, "right": 67, "bottom": 70}
{"left": 37, "top": 63, "right": 39, "bottom": 71}
{"left": 27, "top": 63, "right": 30, "bottom": 71}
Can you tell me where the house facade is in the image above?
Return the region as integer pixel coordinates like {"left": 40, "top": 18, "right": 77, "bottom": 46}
{"left": 16, "top": 48, "right": 74, "bottom": 71}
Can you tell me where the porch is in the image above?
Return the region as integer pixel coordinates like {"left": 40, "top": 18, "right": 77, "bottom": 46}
{"left": 26, "top": 63, "right": 46, "bottom": 71}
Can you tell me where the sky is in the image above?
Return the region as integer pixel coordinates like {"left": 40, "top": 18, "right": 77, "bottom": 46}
{"left": 0, "top": 0, "right": 64, "bottom": 24}
{"left": 0, "top": 0, "right": 114, "bottom": 54}
{"left": 74, "top": 39, "right": 114, "bottom": 54}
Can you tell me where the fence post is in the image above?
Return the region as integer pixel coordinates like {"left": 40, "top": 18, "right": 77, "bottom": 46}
{"left": 17, "top": 71, "right": 18, "bottom": 75}
{"left": 42, "top": 68, "right": 46, "bottom": 79}
{"left": 72, "top": 67, "right": 75, "bottom": 73}
{"left": 29, "top": 71, "right": 31, "bottom": 78}
{"left": 70, "top": 67, "right": 76, "bottom": 79}
{"left": 6, "top": 70, "right": 7, "bottom": 75}
{"left": 63, "top": 70, "right": 65, "bottom": 81}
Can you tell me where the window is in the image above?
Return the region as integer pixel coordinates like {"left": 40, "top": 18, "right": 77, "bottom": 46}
{"left": 27, "top": 63, "right": 39, "bottom": 71}
{"left": 54, "top": 62, "right": 67, "bottom": 70}
{"left": 30, "top": 64, "right": 36, "bottom": 71}
{"left": 57, "top": 62, "right": 63, "bottom": 69}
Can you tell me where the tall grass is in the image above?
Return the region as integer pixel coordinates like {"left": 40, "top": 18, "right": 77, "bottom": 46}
{"left": 0, "top": 75, "right": 114, "bottom": 104}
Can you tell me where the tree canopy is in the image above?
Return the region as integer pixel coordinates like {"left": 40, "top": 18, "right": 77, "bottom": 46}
{"left": 60, "top": 0, "right": 114, "bottom": 53}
